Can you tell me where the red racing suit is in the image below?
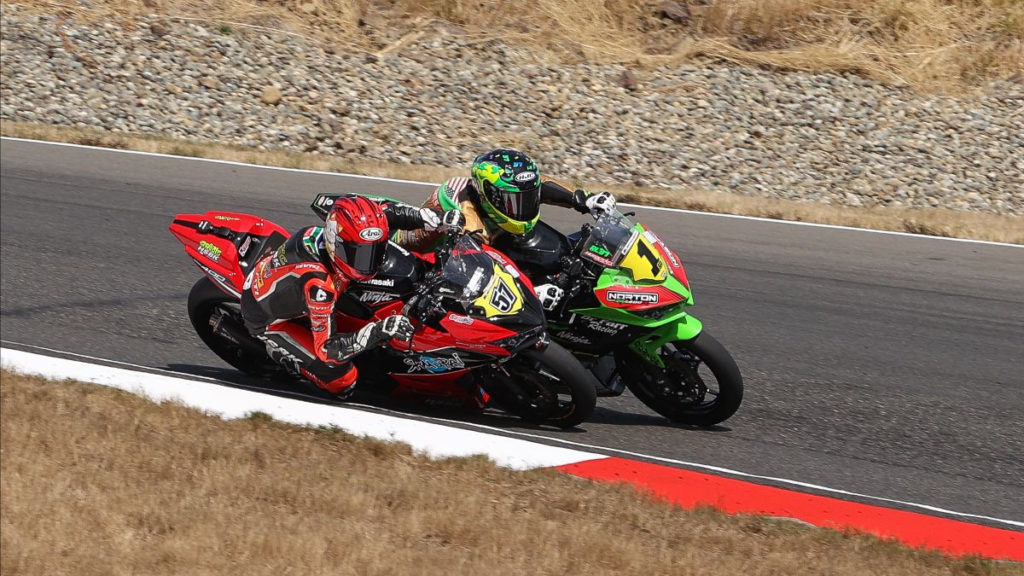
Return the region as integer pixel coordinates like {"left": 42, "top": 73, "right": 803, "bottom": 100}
{"left": 241, "top": 200, "right": 432, "bottom": 395}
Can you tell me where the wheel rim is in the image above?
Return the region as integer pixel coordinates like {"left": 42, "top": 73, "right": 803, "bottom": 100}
{"left": 633, "top": 344, "right": 723, "bottom": 416}
{"left": 492, "top": 357, "right": 577, "bottom": 421}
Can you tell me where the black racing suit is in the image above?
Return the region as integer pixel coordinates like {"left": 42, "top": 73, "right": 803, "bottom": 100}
{"left": 394, "top": 177, "right": 594, "bottom": 253}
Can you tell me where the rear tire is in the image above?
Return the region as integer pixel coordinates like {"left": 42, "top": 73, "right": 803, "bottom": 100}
{"left": 485, "top": 342, "right": 598, "bottom": 429}
{"left": 621, "top": 331, "right": 742, "bottom": 426}
{"left": 187, "top": 277, "right": 284, "bottom": 377}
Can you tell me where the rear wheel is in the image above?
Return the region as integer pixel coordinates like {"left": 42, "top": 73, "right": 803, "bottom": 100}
{"left": 484, "top": 342, "right": 598, "bottom": 429}
{"left": 620, "top": 331, "right": 742, "bottom": 426}
{"left": 187, "top": 277, "right": 286, "bottom": 378}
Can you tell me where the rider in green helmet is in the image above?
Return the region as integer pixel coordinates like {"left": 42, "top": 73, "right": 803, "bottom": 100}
{"left": 394, "top": 149, "right": 616, "bottom": 309}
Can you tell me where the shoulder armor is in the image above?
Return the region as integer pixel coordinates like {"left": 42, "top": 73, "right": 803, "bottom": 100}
{"left": 301, "top": 226, "right": 324, "bottom": 258}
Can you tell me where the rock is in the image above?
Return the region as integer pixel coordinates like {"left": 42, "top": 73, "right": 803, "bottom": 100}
{"left": 618, "top": 69, "right": 639, "bottom": 91}
{"left": 199, "top": 76, "right": 218, "bottom": 89}
{"left": 659, "top": 1, "right": 690, "bottom": 24}
{"left": 261, "top": 84, "right": 282, "bottom": 105}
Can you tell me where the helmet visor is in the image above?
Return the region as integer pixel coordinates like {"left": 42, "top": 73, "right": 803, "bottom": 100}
{"left": 335, "top": 240, "right": 388, "bottom": 277}
{"left": 483, "top": 181, "right": 541, "bottom": 222}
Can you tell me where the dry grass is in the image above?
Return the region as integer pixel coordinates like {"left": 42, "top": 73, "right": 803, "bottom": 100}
{"left": 6, "top": 0, "right": 1022, "bottom": 91}
{"left": 3, "top": 370, "right": 1018, "bottom": 575}
{"left": 5, "top": 120, "right": 1022, "bottom": 245}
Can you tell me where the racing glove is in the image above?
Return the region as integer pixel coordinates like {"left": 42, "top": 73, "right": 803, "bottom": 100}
{"left": 570, "top": 188, "right": 592, "bottom": 214}
{"left": 440, "top": 209, "right": 466, "bottom": 233}
{"left": 585, "top": 191, "right": 616, "bottom": 217}
{"left": 324, "top": 315, "right": 415, "bottom": 362}
{"left": 419, "top": 208, "right": 442, "bottom": 231}
{"left": 534, "top": 283, "right": 565, "bottom": 311}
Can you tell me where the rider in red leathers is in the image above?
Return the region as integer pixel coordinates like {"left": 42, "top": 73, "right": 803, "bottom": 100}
{"left": 241, "top": 194, "right": 463, "bottom": 398}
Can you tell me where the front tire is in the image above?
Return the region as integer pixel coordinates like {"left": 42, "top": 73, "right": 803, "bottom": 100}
{"left": 620, "top": 331, "right": 743, "bottom": 426}
{"left": 484, "top": 342, "right": 598, "bottom": 428}
{"left": 187, "top": 277, "right": 284, "bottom": 377}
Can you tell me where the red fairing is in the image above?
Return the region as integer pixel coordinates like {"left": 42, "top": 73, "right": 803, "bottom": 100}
{"left": 594, "top": 284, "right": 684, "bottom": 311}
{"left": 388, "top": 370, "right": 474, "bottom": 396}
{"left": 439, "top": 314, "right": 515, "bottom": 357}
{"left": 169, "top": 212, "right": 289, "bottom": 293}
{"left": 406, "top": 323, "right": 460, "bottom": 353}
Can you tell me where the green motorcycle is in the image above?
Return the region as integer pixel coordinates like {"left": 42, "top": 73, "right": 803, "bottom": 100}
{"left": 492, "top": 211, "right": 743, "bottom": 426}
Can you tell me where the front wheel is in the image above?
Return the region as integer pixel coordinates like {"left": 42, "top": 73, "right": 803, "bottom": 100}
{"left": 620, "top": 331, "right": 743, "bottom": 426}
{"left": 484, "top": 342, "right": 598, "bottom": 429}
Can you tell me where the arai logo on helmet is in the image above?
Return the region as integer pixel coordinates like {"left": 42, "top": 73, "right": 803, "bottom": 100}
{"left": 513, "top": 171, "right": 537, "bottom": 183}
{"left": 359, "top": 227, "right": 384, "bottom": 241}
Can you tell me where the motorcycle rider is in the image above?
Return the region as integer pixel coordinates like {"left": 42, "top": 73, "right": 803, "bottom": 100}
{"left": 241, "top": 194, "right": 464, "bottom": 398}
{"left": 393, "top": 149, "right": 616, "bottom": 311}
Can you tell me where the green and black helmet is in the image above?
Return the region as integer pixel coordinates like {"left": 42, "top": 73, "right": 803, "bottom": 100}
{"left": 471, "top": 149, "right": 542, "bottom": 235}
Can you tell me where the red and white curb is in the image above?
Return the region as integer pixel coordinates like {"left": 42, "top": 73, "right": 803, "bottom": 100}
{"left": 2, "top": 347, "right": 1021, "bottom": 561}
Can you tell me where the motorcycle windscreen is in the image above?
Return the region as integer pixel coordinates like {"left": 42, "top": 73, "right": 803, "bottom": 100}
{"left": 579, "top": 212, "right": 634, "bottom": 267}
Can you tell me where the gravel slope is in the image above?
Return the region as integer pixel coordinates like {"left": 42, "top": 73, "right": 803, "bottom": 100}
{"left": 2, "top": 6, "right": 1022, "bottom": 215}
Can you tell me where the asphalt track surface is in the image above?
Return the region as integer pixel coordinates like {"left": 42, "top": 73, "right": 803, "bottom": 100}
{"left": 3, "top": 139, "right": 1023, "bottom": 529}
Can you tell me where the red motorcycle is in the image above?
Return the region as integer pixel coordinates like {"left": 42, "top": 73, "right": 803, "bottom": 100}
{"left": 169, "top": 200, "right": 597, "bottom": 428}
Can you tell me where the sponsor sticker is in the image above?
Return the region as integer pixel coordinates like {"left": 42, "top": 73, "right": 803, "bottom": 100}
{"left": 586, "top": 319, "right": 628, "bottom": 334}
{"left": 197, "top": 262, "right": 228, "bottom": 284}
{"left": 238, "top": 235, "right": 253, "bottom": 258}
{"left": 514, "top": 171, "right": 537, "bottom": 183}
{"left": 555, "top": 331, "right": 591, "bottom": 345}
{"left": 403, "top": 353, "right": 466, "bottom": 374}
{"left": 362, "top": 277, "right": 395, "bottom": 287}
{"left": 357, "top": 291, "right": 395, "bottom": 304}
{"left": 359, "top": 227, "right": 385, "bottom": 241}
{"left": 197, "top": 240, "right": 222, "bottom": 261}
{"left": 606, "top": 290, "right": 659, "bottom": 305}
{"left": 447, "top": 314, "right": 474, "bottom": 325}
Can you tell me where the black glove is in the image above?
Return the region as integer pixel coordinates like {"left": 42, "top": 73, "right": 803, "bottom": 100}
{"left": 570, "top": 189, "right": 592, "bottom": 214}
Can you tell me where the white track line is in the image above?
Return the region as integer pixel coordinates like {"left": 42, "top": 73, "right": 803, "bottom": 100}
{"left": 3, "top": 136, "right": 1018, "bottom": 248}
{"left": 3, "top": 343, "right": 1021, "bottom": 529}
{"left": 0, "top": 347, "right": 605, "bottom": 470}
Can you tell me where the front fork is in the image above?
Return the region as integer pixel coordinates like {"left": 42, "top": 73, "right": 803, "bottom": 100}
{"left": 626, "top": 313, "right": 703, "bottom": 368}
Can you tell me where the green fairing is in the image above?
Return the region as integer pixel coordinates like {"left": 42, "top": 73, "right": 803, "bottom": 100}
{"left": 626, "top": 315, "right": 704, "bottom": 367}
{"left": 569, "top": 263, "right": 702, "bottom": 367}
